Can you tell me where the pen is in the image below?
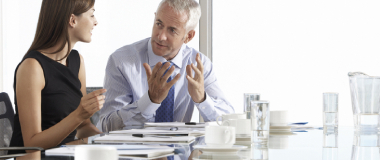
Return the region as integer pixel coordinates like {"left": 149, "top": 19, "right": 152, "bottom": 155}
{"left": 185, "top": 122, "right": 205, "bottom": 125}
{"left": 289, "top": 122, "right": 308, "bottom": 125}
{"left": 132, "top": 134, "right": 172, "bottom": 138}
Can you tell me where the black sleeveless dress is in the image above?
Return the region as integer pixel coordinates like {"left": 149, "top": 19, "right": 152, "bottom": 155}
{"left": 9, "top": 50, "right": 83, "bottom": 154}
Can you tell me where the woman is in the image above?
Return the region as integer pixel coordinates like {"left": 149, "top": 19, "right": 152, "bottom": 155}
{"left": 9, "top": 0, "right": 105, "bottom": 154}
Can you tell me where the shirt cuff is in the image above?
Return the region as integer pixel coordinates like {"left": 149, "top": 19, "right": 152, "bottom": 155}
{"left": 137, "top": 92, "right": 161, "bottom": 116}
{"left": 194, "top": 92, "right": 214, "bottom": 112}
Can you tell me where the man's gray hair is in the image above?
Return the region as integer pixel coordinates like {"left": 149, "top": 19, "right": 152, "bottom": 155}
{"left": 157, "top": 0, "right": 201, "bottom": 32}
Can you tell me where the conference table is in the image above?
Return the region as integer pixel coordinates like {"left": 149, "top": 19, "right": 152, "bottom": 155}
{"left": 15, "top": 127, "right": 379, "bottom": 160}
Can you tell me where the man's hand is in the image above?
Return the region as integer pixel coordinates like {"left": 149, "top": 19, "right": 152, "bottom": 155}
{"left": 186, "top": 53, "right": 205, "bottom": 103}
{"left": 143, "top": 62, "right": 180, "bottom": 104}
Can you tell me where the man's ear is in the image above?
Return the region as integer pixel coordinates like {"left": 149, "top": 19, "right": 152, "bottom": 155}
{"left": 184, "top": 30, "right": 195, "bottom": 44}
{"left": 69, "top": 14, "right": 76, "bottom": 28}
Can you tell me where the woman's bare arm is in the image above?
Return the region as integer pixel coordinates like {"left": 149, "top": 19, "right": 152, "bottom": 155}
{"left": 17, "top": 58, "right": 105, "bottom": 151}
{"left": 76, "top": 53, "right": 102, "bottom": 139}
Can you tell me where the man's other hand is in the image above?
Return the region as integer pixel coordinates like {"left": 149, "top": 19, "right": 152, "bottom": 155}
{"left": 186, "top": 53, "right": 205, "bottom": 103}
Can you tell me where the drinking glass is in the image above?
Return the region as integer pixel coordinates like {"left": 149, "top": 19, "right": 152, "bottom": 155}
{"left": 251, "top": 145, "right": 268, "bottom": 160}
{"left": 323, "top": 127, "right": 338, "bottom": 160}
{"left": 244, "top": 93, "right": 260, "bottom": 119}
{"left": 323, "top": 93, "right": 338, "bottom": 128}
{"left": 251, "top": 101, "right": 270, "bottom": 146}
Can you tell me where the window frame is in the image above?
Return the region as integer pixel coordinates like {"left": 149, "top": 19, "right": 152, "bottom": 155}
{"left": 198, "top": 0, "right": 213, "bottom": 122}
{"left": 0, "top": 0, "right": 3, "bottom": 92}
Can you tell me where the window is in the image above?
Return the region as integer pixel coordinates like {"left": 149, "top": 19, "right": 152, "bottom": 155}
{"left": 213, "top": 0, "right": 380, "bottom": 126}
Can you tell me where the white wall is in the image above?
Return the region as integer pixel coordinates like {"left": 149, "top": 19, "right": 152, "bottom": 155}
{"left": 213, "top": 0, "right": 380, "bottom": 126}
{"left": 2, "top": 0, "right": 40, "bottom": 102}
{"left": 2, "top": 1, "right": 199, "bottom": 100}
{"left": 2, "top": 0, "right": 200, "bottom": 121}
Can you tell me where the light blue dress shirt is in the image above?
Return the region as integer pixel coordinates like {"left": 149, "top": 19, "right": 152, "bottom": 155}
{"left": 96, "top": 38, "right": 234, "bottom": 131}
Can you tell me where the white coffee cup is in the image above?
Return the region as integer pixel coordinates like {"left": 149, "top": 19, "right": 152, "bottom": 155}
{"left": 216, "top": 113, "right": 246, "bottom": 125}
{"left": 270, "top": 110, "right": 288, "bottom": 126}
{"left": 75, "top": 146, "right": 118, "bottom": 160}
{"left": 220, "top": 119, "right": 251, "bottom": 135}
{"left": 205, "top": 126, "right": 236, "bottom": 148}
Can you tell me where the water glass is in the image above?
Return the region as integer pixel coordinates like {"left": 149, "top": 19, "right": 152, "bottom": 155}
{"left": 251, "top": 145, "right": 268, "bottom": 160}
{"left": 244, "top": 93, "right": 260, "bottom": 119}
{"left": 251, "top": 101, "right": 270, "bottom": 146}
{"left": 323, "top": 93, "right": 338, "bottom": 128}
{"left": 323, "top": 127, "right": 338, "bottom": 160}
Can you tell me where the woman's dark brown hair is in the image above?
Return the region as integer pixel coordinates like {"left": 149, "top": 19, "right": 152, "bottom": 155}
{"left": 25, "top": 0, "right": 95, "bottom": 61}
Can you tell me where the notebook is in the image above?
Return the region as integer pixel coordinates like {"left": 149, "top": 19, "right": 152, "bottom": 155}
{"left": 144, "top": 122, "right": 208, "bottom": 128}
{"left": 45, "top": 145, "right": 174, "bottom": 158}
{"left": 93, "top": 135, "right": 196, "bottom": 144}
{"left": 109, "top": 129, "right": 205, "bottom": 137}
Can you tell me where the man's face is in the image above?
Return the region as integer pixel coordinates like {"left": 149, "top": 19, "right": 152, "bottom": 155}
{"left": 151, "top": 3, "right": 189, "bottom": 60}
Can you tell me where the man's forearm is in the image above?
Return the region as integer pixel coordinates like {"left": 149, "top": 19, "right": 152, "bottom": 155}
{"left": 98, "top": 111, "right": 125, "bottom": 132}
{"left": 76, "top": 121, "right": 102, "bottom": 139}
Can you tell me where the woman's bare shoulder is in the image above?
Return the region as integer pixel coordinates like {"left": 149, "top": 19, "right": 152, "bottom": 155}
{"left": 16, "top": 58, "right": 45, "bottom": 88}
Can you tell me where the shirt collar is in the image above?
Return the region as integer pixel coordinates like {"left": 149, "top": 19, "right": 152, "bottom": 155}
{"left": 148, "top": 38, "right": 184, "bottom": 69}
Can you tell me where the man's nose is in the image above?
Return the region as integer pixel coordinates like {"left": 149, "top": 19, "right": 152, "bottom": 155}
{"left": 158, "top": 29, "right": 167, "bottom": 41}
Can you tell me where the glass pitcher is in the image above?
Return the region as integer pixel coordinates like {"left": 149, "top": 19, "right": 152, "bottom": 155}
{"left": 348, "top": 72, "right": 380, "bottom": 131}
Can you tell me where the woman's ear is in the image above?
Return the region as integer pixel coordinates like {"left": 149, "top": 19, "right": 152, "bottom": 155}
{"left": 69, "top": 14, "right": 76, "bottom": 28}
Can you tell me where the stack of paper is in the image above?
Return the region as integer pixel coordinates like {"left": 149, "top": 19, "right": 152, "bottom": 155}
{"left": 144, "top": 122, "right": 208, "bottom": 128}
{"left": 45, "top": 145, "right": 174, "bottom": 159}
{"left": 93, "top": 135, "right": 196, "bottom": 144}
{"left": 109, "top": 129, "right": 205, "bottom": 137}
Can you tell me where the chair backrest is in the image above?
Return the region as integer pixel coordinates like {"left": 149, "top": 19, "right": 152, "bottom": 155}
{"left": 86, "top": 87, "right": 103, "bottom": 125}
{"left": 0, "top": 92, "right": 15, "bottom": 155}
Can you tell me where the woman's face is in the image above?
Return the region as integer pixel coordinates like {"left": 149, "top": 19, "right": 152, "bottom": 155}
{"left": 72, "top": 7, "right": 98, "bottom": 43}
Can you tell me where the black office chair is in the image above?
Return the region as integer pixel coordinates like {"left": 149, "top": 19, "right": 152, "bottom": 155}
{"left": 0, "top": 92, "right": 42, "bottom": 159}
{"left": 86, "top": 87, "right": 103, "bottom": 125}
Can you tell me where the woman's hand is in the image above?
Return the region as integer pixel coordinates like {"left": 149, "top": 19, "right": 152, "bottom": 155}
{"left": 75, "top": 89, "right": 107, "bottom": 121}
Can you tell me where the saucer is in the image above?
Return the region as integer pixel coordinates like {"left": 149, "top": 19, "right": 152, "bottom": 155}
{"left": 270, "top": 126, "right": 292, "bottom": 133}
{"left": 270, "top": 126, "right": 292, "bottom": 129}
{"left": 236, "top": 137, "right": 250, "bottom": 141}
{"left": 236, "top": 134, "right": 250, "bottom": 138}
{"left": 235, "top": 140, "right": 251, "bottom": 146}
{"left": 194, "top": 145, "right": 247, "bottom": 153}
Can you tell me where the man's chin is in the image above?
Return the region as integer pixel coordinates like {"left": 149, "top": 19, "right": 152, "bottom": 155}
{"left": 152, "top": 50, "right": 167, "bottom": 57}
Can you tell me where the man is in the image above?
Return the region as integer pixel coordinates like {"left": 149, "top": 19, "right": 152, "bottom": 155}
{"left": 97, "top": 0, "right": 234, "bottom": 131}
